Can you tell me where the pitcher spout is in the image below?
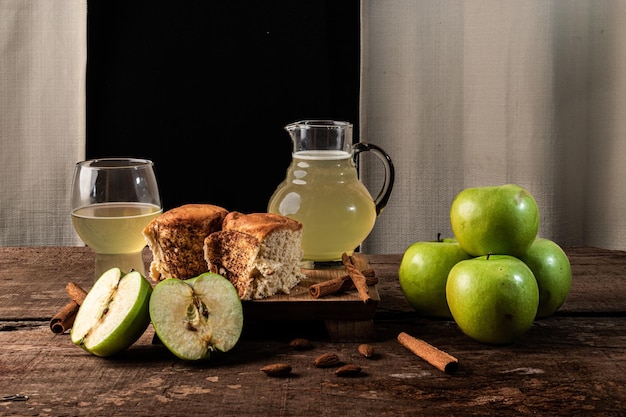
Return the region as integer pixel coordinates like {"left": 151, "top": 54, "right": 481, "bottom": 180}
{"left": 284, "top": 120, "right": 353, "bottom": 154}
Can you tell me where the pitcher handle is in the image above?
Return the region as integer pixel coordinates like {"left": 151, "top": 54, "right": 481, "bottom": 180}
{"left": 353, "top": 142, "right": 395, "bottom": 216}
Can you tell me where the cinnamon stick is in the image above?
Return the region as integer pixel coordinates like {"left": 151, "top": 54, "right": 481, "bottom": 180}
{"left": 397, "top": 332, "right": 459, "bottom": 374}
{"left": 66, "top": 281, "right": 87, "bottom": 305}
{"left": 49, "top": 282, "right": 89, "bottom": 334}
{"left": 341, "top": 253, "right": 372, "bottom": 303}
{"left": 309, "top": 269, "right": 377, "bottom": 298}
{"left": 50, "top": 300, "right": 80, "bottom": 334}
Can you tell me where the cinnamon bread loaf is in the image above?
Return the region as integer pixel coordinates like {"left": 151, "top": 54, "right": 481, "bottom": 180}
{"left": 204, "top": 211, "right": 305, "bottom": 300}
{"left": 143, "top": 204, "right": 228, "bottom": 281}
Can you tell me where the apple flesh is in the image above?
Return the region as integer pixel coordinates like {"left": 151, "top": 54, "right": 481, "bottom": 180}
{"left": 450, "top": 184, "right": 539, "bottom": 257}
{"left": 398, "top": 240, "right": 471, "bottom": 318}
{"left": 520, "top": 238, "right": 572, "bottom": 319}
{"left": 446, "top": 254, "right": 539, "bottom": 344}
{"left": 149, "top": 272, "right": 244, "bottom": 361}
{"left": 70, "top": 267, "right": 153, "bottom": 357}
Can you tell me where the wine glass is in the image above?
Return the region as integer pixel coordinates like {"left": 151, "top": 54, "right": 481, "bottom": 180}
{"left": 71, "top": 158, "right": 163, "bottom": 279}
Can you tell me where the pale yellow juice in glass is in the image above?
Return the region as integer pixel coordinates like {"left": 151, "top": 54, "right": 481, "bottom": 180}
{"left": 268, "top": 150, "right": 376, "bottom": 262}
{"left": 71, "top": 202, "right": 162, "bottom": 254}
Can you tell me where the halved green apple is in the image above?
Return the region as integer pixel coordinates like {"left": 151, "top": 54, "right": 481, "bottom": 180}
{"left": 70, "top": 268, "right": 153, "bottom": 357}
{"left": 149, "top": 272, "right": 244, "bottom": 361}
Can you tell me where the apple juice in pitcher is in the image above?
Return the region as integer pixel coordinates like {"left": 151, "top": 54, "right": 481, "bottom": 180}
{"left": 268, "top": 120, "right": 394, "bottom": 263}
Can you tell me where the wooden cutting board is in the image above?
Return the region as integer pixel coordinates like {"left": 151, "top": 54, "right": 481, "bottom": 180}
{"left": 242, "top": 254, "right": 379, "bottom": 341}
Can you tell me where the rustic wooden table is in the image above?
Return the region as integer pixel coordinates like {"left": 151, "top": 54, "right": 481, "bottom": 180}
{"left": 0, "top": 246, "right": 624, "bottom": 416}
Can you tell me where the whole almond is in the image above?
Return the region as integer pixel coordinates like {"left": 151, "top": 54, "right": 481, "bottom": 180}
{"left": 289, "top": 338, "right": 313, "bottom": 350}
{"left": 335, "top": 363, "right": 362, "bottom": 377}
{"left": 358, "top": 344, "right": 375, "bottom": 358}
{"left": 313, "top": 352, "right": 341, "bottom": 368}
{"left": 261, "top": 363, "right": 292, "bottom": 377}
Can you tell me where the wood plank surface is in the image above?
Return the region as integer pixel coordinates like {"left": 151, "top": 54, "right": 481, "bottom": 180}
{"left": 1, "top": 316, "right": 624, "bottom": 416}
{"left": 0, "top": 246, "right": 624, "bottom": 416}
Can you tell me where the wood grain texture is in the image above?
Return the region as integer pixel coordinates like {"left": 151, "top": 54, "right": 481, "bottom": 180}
{"left": 0, "top": 246, "right": 624, "bottom": 416}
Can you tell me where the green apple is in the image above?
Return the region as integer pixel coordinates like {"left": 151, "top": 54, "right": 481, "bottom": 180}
{"left": 446, "top": 254, "right": 539, "bottom": 344}
{"left": 70, "top": 267, "right": 153, "bottom": 357}
{"left": 149, "top": 272, "right": 244, "bottom": 361}
{"left": 519, "top": 238, "right": 572, "bottom": 319}
{"left": 450, "top": 184, "right": 540, "bottom": 257}
{"left": 398, "top": 239, "right": 472, "bottom": 318}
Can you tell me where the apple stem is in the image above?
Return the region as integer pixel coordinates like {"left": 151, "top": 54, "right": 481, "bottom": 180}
{"left": 437, "top": 232, "right": 442, "bottom": 242}
{"left": 486, "top": 252, "right": 492, "bottom": 260}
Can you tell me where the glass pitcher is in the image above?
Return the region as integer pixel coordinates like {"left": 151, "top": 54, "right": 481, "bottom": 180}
{"left": 268, "top": 120, "right": 394, "bottom": 262}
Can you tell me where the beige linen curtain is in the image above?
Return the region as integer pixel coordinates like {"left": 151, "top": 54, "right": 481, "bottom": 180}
{"left": 360, "top": 0, "right": 626, "bottom": 254}
{"left": 0, "top": 0, "right": 86, "bottom": 246}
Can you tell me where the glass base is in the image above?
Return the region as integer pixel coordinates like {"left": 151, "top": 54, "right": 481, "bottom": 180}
{"left": 312, "top": 260, "right": 345, "bottom": 269}
{"left": 300, "top": 259, "right": 345, "bottom": 270}
{"left": 93, "top": 251, "right": 147, "bottom": 280}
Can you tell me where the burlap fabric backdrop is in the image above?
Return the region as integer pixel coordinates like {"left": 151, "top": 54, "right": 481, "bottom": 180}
{"left": 360, "top": 0, "right": 626, "bottom": 254}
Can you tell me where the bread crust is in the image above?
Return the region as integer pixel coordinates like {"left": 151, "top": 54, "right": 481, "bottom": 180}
{"left": 143, "top": 204, "right": 228, "bottom": 281}
{"left": 222, "top": 211, "right": 303, "bottom": 238}
{"left": 154, "top": 204, "right": 227, "bottom": 224}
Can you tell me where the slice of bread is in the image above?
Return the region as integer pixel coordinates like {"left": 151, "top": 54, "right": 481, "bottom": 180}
{"left": 204, "top": 211, "right": 305, "bottom": 300}
{"left": 143, "top": 204, "right": 228, "bottom": 281}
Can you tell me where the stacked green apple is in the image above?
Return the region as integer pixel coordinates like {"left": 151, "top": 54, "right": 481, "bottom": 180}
{"left": 398, "top": 184, "right": 572, "bottom": 345}
{"left": 71, "top": 269, "right": 243, "bottom": 359}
